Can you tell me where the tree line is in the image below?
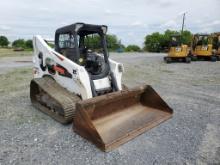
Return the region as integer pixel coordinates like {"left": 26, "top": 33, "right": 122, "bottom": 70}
{"left": 0, "top": 30, "right": 193, "bottom": 52}
{"left": 144, "top": 30, "right": 192, "bottom": 52}
{"left": 82, "top": 34, "right": 142, "bottom": 52}
{"left": 0, "top": 36, "right": 33, "bottom": 49}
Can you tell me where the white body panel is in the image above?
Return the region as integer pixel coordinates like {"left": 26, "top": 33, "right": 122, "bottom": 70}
{"left": 32, "top": 35, "right": 123, "bottom": 100}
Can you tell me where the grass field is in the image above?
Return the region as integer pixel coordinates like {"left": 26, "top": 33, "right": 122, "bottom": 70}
{"left": 0, "top": 48, "right": 32, "bottom": 58}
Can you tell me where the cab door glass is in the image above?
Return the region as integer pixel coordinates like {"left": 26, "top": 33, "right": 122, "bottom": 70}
{"left": 59, "top": 34, "right": 75, "bottom": 49}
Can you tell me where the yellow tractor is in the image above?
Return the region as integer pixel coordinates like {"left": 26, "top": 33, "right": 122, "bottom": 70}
{"left": 212, "top": 32, "right": 220, "bottom": 60}
{"left": 164, "top": 34, "right": 190, "bottom": 63}
{"left": 190, "top": 33, "right": 217, "bottom": 62}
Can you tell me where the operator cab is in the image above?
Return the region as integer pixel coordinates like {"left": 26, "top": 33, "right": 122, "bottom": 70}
{"left": 55, "top": 23, "right": 109, "bottom": 78}
{"left": 193, "top": 33, "right": 212, "bottom": 49}
{"left": 197, "top": 35, "right": 208, "bottom": 45}
{"left": 212, "top": 33, "right": 220, "bottom": 50}
{"left": 170, "top": 34, "right": 181, "bottom": 47}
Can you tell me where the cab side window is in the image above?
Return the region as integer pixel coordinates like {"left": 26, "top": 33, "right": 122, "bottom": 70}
{"left": 59, "top": 34, "right": 75, "bottom": 49}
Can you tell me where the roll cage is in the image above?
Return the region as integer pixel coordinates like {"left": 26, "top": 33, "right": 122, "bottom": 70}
{"left": 54, "top": 23, "right": 109, "bottom": 64}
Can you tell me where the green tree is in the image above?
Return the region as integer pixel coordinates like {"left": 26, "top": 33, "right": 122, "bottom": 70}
{"left": 84, "top": 34, "right": 122, "bottom": 51}
{"left": 181, "top": 30, "right": 192, "bottom": 45}
{"left": 12, "top": 39, "right": 25, "bottom": 48}
{"left": 125, "top": 45, "right": 141, "bottom": 52}
{"left": 144, "top": 32, "right": 163, "bottom": 52}
{"left": 25, "top": 40, "right": 33, "bottom": 49}
{"left": 0, "top": 36, "right": 9, "bottom": 47}
{"left": 106, "top": 34, "right": 121, "bottom": 51}
{"left": 161, "top": 30, "right": 179, "bottom": 49}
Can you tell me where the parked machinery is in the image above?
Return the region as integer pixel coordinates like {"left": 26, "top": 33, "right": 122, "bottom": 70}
{"left": 190, "top": 33, "right": 217, "bottom": 62}
{"left": 164, "top": 34, "right": 190, "bottom": 63}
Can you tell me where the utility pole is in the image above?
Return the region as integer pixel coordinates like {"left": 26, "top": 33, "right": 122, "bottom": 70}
{"left": 180, "top": 12, "right": 186, "bottom": 43}
{"left": 181, "top": 12, "right": 186, "bottom": 35}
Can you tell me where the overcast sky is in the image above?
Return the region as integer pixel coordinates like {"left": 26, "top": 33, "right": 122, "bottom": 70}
{"left": 0, "top": 0, "right": 220, "bottom": 46}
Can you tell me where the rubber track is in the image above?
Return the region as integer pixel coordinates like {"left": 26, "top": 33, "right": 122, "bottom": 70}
{"left": 30, "top": 77, "right": 81, "bottom": 124}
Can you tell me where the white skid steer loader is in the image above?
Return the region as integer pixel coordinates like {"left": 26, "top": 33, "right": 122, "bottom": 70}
{"left": 30, "top": 23, "right": 173, "bottom": 151}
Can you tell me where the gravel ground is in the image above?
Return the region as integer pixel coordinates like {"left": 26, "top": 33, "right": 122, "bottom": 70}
{"left": 0, "top": 52, "right": 220, "bottom": 165}
{"left": 0, "top": 56, "right": 32, "bottom": 74}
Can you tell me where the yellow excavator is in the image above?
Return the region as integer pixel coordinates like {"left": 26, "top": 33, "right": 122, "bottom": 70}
{"left": 164, "top": 34, "right": 190, "bottom": 63}
{"left": 190, "top": 33, "right": 217, "bottom": 62}
{"left": 30, "top": 23, "right": 173, "bottom": 151}
{"left": 212, "top": 32, "right": 220, "bottom": 60}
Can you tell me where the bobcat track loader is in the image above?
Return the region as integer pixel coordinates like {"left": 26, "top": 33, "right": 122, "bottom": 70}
{"left": 164, "top": 34, "right": 191, "bottom": 63}
{"left": 30, "top": 23, "right": 173, "bottom": 151}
